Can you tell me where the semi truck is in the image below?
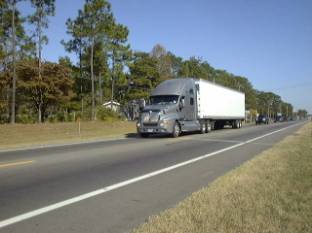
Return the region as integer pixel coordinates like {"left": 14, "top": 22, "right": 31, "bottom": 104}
{"left": 136, "top": 78, "right": 245, "bottom": 137}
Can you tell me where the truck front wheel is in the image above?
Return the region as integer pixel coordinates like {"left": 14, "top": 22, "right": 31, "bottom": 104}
{"left": 172, "top": 122, "right": 181, "bottom": 138}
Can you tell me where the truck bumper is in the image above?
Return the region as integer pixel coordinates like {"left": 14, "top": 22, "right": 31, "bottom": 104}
{"left": 138, "top": 127, "right": 168, "bottom": 134}
{"left": 137, "top": 121, "right": 174, "bottom": 135}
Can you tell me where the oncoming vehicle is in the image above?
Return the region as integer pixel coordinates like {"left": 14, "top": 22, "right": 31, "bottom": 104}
{"left": 136, "top": 78, "right": 245, "bottom": 137}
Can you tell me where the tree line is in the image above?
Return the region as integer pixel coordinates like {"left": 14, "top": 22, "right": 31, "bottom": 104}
{"left": 0, "top": 0, "right": 308, "bottom": 123}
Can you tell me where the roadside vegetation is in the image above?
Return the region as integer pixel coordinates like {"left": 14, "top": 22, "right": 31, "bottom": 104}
{"left": 0, "top": 0, "right": 308, "bottom": 125}
{"left": 0, "top": 120, "right": 135, "bottom": 150}
{"left": 133, "top": 122, "right": 312, "bottom": 233}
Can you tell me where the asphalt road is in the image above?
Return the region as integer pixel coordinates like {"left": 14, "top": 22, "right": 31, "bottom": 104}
{"left": 0, "top": 121, "right": 305, "bottom": 233}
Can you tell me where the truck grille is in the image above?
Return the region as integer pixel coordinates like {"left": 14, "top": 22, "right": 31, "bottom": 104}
{"left": 143, "top": 123, "right": 158, "bottom": 127}
{"left": 141, "top": 110, "right": 160, "bottom": 124}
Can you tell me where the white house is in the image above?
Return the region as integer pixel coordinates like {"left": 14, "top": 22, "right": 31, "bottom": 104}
{"left": 103, "top": 100, "right": 121, "bottom": 112}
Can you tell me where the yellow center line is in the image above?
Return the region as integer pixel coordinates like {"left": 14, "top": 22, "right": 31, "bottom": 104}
{"left": 0, "top": 160, "right": 35, "bottom": 169}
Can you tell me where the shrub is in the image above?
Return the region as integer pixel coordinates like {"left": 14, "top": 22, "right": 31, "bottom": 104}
{"left": 96, "top": 107, "right": 120, "bottom": 121}
{"left": 16, "top": 106, "right": 36, "bottom": 123}
{"left": 16, "top": 114, "right": 36, "bottom": 124}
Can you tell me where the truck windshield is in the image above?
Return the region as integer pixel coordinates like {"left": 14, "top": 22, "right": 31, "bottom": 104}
{"left": 150, "top": 95, "right": 179, "bottom": 105}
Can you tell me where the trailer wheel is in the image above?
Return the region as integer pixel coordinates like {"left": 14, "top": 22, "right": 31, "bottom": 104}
{"left": 233, "top": 120, "right": 239, "bottom": 129}
{"left": 206, "top": 121, "right": 212, "bottom": 133}
{"left": 172, "top": 122, "right": 180, "bottom": 138}
{"left": 200, "top": 122, "right": 206, "bottom": 134}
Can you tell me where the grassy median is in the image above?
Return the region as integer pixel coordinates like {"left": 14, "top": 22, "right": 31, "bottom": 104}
{"left": 133, "top": 122, "right": 312, "bottom": 233}
{"left": 0, "top": 121, "right": 136, "bottom": 150}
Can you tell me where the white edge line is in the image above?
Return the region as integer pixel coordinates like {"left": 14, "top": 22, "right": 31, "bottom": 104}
{"left": 0, "top": 122, "right": 304, "bottom": 229}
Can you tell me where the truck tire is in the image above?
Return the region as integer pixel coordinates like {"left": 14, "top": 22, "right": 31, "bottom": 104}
{"left": 200, "top": 122, "right": 206, "bottom": 134}
{"left": 172, "top": 122, "right": 180, "bottom": 138}
{"left": 233, "top": 120, "right": 239, "bottom": 129}
{"left": 206, "top": 121, "right": 212, "bottom": 133}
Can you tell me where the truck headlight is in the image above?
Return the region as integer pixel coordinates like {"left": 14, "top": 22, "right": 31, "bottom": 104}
{"left": 159, "top": 119, "right": 167, "bottom": 127}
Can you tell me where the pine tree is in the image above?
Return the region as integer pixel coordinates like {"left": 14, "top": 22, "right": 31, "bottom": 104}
{"left": 29, "top": 0, "right": 55, "bottom": 122}
{"left": 108, "top": 22, "right": 130, "bottom": 103}
{"left": 0, "top": 0, "right": 33, "bottom": 123}
{"left": 62, "top": 10, "right": 86, "bottom": 111}
{"left": 80, "top": 0, "right": 113, "bottom": 120}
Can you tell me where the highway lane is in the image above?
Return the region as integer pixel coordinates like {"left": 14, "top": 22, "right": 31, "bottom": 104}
{"left": 0, "top": 121, "right": 305, "bottom": 233}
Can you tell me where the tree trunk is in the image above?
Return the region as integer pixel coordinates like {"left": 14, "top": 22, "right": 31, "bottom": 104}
{"left": 98, "top": 72, "right": 102, "bottom": 104}
{"left": 37, "top": 6, "right": 42, "bottom": 123}
{"left": 6, "top": 85, "right": 10, "bottom": 121}
{"left": 90, "top": 39, "right": 95, "bottom": 120}
{"left": 38, "top": 103, "right": 42, "bottom": 123}
{"left": 79, "top": 37, "right": 83, "bottom": 114}
{"left": 10, "top": 0, "right": 16, "bottom": 124}
{"left": 111, "top": 49, "right": 115, "bottom": 109}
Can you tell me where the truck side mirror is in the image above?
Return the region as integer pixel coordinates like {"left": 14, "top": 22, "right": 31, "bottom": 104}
{"left": 179, "top": 97, "right": 185, "bottom": 110}
{"left": 139, "top": 99, "right": 146, "bottom": 111}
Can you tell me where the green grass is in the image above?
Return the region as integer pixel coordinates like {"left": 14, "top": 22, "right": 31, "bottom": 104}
{"left": 133, "top": 122, "right": 312, "bottom": 233}
{"left": 0, "top": 121, "right": 136, "bottom": 150}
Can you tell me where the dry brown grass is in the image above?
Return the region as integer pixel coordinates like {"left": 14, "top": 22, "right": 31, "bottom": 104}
{"left": 0, "top": 121, "right": 136, "bottom": 150}
{"left": 133, "top": 122, "right": 312, "bottom": 233}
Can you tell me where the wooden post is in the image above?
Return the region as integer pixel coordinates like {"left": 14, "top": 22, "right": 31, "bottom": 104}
{"left": 77, "top": 117, "right": 81, "bottom": 136}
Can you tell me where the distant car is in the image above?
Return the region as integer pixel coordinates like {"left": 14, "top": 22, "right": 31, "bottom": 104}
{"left": 274, "top": 116, "right": 284, "bottom": 122}
{"left": 256, "top": 115, "right": 269, "bottom": 125}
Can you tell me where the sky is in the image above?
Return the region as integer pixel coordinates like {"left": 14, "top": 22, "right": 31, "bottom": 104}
{"left": 18, "top": 0, "right": 312, "bottom": 113}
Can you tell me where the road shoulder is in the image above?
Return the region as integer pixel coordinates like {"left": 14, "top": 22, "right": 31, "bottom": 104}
{"left": 133, "top": 122, "right": 312, "bottom": 233}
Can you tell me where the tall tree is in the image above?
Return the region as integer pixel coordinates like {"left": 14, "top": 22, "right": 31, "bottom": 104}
{"left": 179, "top": 57, "right": 214, "bottom": 80}
{"left": 17, "top": 60, "right": 74, "bottom": 122}
{"left": 150, "top": 44, "right": 173, "bottom": 81}
{"left": 108, "top": 22, "right": 130, "bottom": 103}
{"left": 9, "top": 0, "right": 18, "bottom": 123}
{"left": 1, "top": 0, "right": 32, "bottom": 123}
{"left": 166, "top": 52, "right": 183, "bottom": 78}
{"left": 81, "top": 0, "right": 113, "bottom": 120}
{"left": 62, "top": 9, "right": 86, "bottom": 111}
{"left": 0, "top": 0, "right": 9, "bottom": 120}
{"left": 29, "top": 0, "right": 55, "bottom": 122}
{"left": 128, "top": 52, "right": 159, "bottom": 100}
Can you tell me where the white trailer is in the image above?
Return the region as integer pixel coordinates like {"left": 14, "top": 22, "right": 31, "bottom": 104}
{"left": 196, "top": 79, "right": 245, "bottom": 120}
